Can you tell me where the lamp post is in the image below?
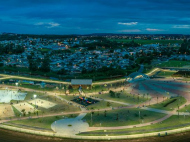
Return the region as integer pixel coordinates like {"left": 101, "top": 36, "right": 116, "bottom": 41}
{"left": 33, "top": 94, "right": 37, "bottom": 111}
{"left": 15, "top": 82, "right": 18, "bottom": 92}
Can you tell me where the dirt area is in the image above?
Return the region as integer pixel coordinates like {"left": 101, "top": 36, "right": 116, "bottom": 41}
{"left": 0, "top": 104, "right": 14, "bottom": 118}
{"left": 28, "top": 99, "right": 56, "bottom": 109}
{"left": 0, "top": 128, "right": 190, "bottom": 142}
{"left": 13, "top": 102, "right": 34, "bottom": 114}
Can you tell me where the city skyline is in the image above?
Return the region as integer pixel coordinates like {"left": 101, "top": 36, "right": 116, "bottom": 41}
{"left": 0, "top": 0, "right": 190, "bottom": 34}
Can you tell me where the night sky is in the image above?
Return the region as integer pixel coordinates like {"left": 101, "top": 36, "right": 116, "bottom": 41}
{"left": 0, "top": 0, "right": 190, "bottom": 34}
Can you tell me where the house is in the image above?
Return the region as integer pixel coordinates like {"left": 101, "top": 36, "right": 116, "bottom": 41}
{"left": 71, "top": 79, "right": 92, "bottom": 89}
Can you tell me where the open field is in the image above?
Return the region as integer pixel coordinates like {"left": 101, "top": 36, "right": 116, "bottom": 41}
{"left": 156, "top": 60, "right": 190, "bottom": 68}
{"left": 93, "top": 91, "right": 149, "bottom": 105}
{"left": 179, "top": 104, "right": 190, "bottom": 112}
{"left": 83, "top": 108, "right": 166, "bottom": 127}
{"left": 0, "top": 104, "right": 14, "bottom": 118}
{"left": 28, "top": 99, "right": 56, "bottom": 109}
{"left": 109, "top": 39, "right": 183, "bottom": 45}
{"left": 149, "top": 96, "right": 186, "bottom": 111}
{"left": 5, "top": 114, "right": 77, "bottom": 130}
{"left": 87, "top": 101, "right": 123, "bottom": 110}
{"left": 13, "top": 102, "right": 35, "bottom": 114}
{"left": 157, "top": 71, "right": 176, "bottom": 77}
{"left": 80, "top": 115, "right": 190, "bottom": 136}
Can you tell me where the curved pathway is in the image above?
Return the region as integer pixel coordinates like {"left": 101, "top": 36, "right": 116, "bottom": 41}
{"left": 0, "top": 76, "right": 190, "bottom": 136}
{"left": 51, "top": 113, "right": 88, "bottom": 135}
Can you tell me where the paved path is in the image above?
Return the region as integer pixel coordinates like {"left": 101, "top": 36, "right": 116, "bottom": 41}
{"left": 90, "top": 97, "right": 131, "bottom": 106}
{"left": 0, "top": 74, "right": 126, "bottom": 86}
{"left": 0, "top": 76, "right": 190, "bottom": 136}
{"left": 51, "top": 113, "right": 88, "bottom": 135}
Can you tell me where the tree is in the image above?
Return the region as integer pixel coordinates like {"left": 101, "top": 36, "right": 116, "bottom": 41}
{"left": 0, "top": 62, "right": 3, "bottom": 67}
{"left": 104, "top": 110, "right": 107, "bottom": 117}
{"left": 29, "top": 59, "right": 38, "bottom": 71}
{"left": 68, "top": 85, "right": 73, "bottom": 91}
{"left": 21, "top": 109, "right": 26, "bottom": 116}
{"left": 124, "top": 54, "right": 129, "bottom": 59}
{"left": 28, "top": 111, "right": 31, "bottom": 117}
{"left": 116, "top": 93, "right": 120, "bottom": 98}
{"left": 40, "top": 56, "right": 50, "bottom": 72}
{"left": 57, "top": 68, "right": 66, "bottom": 75}
{"left": 116, "top": 113, "right": 119, "bottom": 120}
{"left": 109, "top": 90, "right": 115, "bottom": 97}
{"left": 107, "top": 102, "right": 110, "bottom": 107}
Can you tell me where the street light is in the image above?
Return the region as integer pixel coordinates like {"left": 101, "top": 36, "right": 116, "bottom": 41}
{"left": 33, "top": 94, "right": 37, "bottom": 110}
{"left": 15, "top": 82, "right": 18, "bottom": 91}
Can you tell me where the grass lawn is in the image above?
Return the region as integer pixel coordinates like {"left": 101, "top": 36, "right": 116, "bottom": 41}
{"left": 83, "top": 108, "right": 166, "bottom": 127}
{"left": 157, "top": 60, "right": 190, "bottom": 68}
{"left": 86, "top": 101, "right": 122, "bottom": 110}
{"left": 94, "top": 91, "right": 149, "bottom": 105}
{"left": 3, "top": 82, "right": 56, "bottom": 92}
{"left": 150, "top": 96, "right": 186, "bottom": 111}
{"left": 157, "top": 71, "right": 176, "bottom": 77}
{"left": 109, "top": 39, "right": 183, "bottom": 45}
{"left": 79, "top": 115, "right": 190, "bottom": 136}
{"left": 59, "top": 95, "right": 76, "bottom": 101}
{"left": 24, "top": 91, "right": 45, "bottom": 101}
{"left": 5, "top": 114, "right": 77, "bottom": 130}
{"left": 11, "top": 105, "right": 21, "bottom": 117}
{"left": 179, "top": 104, "right": 190, "bottom": 112}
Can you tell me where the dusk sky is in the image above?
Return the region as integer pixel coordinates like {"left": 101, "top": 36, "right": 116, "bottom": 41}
{"left": 0, "top": 0, "right": 190, "bottom": 34}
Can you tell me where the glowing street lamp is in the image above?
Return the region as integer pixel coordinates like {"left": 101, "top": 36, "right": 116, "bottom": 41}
{"left": 33, "top": 94, "right": 37, "bottom": 110}
{"left": 15, "top": 82, "right": 18, "bottom": 91}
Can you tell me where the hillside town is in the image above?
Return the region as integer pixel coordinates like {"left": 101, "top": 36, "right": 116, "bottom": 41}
{"left": 0, "top": 34, "right": 189, "bottom": 76}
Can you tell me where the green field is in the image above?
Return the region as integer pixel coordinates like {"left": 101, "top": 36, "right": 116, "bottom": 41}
{"left": 83, "top": 108, "right": 166, "bottom": 127}
{"left": 157, "top": 71, "right": 176, "bottom": 77}
{"left": 93, "top": 91, "right": 149, "bottom": 105}
{"left": 87, "top": 101, "right": 123, "bottom": 110}
{"left": 5, "top": 114, "right": 77, "bottom": 130}
{"left": 157, "top": 60, "right": 190, "bottom": 68}
{"left": 11, "top": 105, "right": 22, "bottom": 117}
{"left": 80, "top": 115, "right": 190, "bottom": 136}
{"left": 179, "top": 104, "right": 190, "bottom": 112}
{"left": 109, "top": 39, "right": 183, "bottom": 45}
{"left": 149, "top": 96, "right": 186, "bottom": 111}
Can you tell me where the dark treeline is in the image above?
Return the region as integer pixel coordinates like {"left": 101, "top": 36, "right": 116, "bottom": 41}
{"left": 73, "top": 39, "right": 140, "bottom": 50}
{"left": 178, "top": 39, "right": 190, "bottom": 54}
{"left": 0, "top": 44, "right": 25, "bottom": 55}
{"left": 0, "top": 34, "right": 77, "bottom": 41}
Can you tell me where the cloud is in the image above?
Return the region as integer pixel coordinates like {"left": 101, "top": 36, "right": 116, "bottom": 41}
{"left": 172, "top": 25, "right": 190, "bottom": 29}
{"left": 34, "top": 22, "right": 44, "bottom": 25}
{"left": 1, "top": 0, "right": 190, "bottom": 34}
{"left": 118, "top": 29, "right": 141, "bottom": 32}
{"left": 146, "top": 28, "right": 163, "bottom": 31}
{"left": 34, "top": 22, "right": 60, "bottom": 28}
{"left": 47, "top": 22, "right": 60, "bottom": 28}
{"left": 118, "top": 22, "right": 138, "bottom": 26}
